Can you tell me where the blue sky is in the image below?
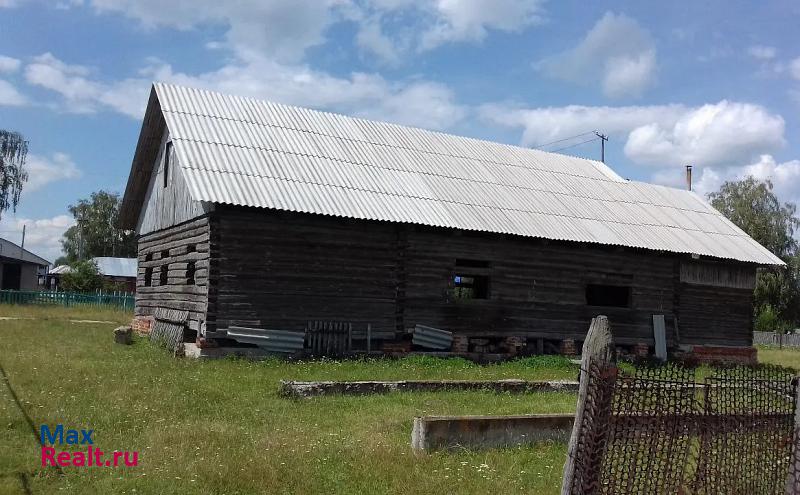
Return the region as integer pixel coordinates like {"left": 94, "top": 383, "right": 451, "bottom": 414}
{"left": 1, "top": 0, "right": 799, "bottom": 261}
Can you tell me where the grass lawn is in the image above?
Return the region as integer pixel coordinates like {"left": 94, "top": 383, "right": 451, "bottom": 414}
{"left": 757, "top": 345, "right": 800, "bottom": 369}
{"left": 0, "top": 304, "right": 578, "bottom": 494}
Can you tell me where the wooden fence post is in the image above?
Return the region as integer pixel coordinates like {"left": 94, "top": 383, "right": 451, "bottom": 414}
{"left": 561, "top": 315, "right": 616, "bottom": 495}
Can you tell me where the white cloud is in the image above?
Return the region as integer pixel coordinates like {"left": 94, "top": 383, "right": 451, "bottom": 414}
{"left": 419, "top": 0, "right": 546, "bottom": 50}
{"left": 748, "top": 45, "right": 777, "bottom": 60}
{"left": 623, "top": 101, "right": 785, "bottom": 167}
{"left": 23, "top": 52, "right": 466, "bottom": 130}
{"left": 23, "top": 152, "right": 82, "bottom": 192}
{"left": 0, "top": 79, "right": 26, "bottom": 105}
{"left": 355, "top": 16, "right": 403, "bottom": 66}
{"left": 0, "top": 214, "right": 75, "bottom": 263}
{"left": 790, "top": 57, "right": 800, "bottom": 81}
{"left": 0, "top": 54, "right": 21, "bottom": 73}
{"left": 24, "top": 53, "right": 156, "bottom": 117}
{"left": 689, "top": 155, "right": 800, "bottom": 205}
{"left": 349, "top": 0, "right": 547, "bottom": 64}
{"left": 537, "top": 12, "right": 657, "bottom": 98}
{"left": 481, "top": 100, "right": 785, "bottom": 168}
{"left": 480, "top": 101, "right": 686, "bottom": 149}
{"left": 87, "top": 0, "right": 341, "bottom": 63}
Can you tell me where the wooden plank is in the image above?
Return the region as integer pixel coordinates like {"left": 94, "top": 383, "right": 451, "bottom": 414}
{"left": 653, "top": 314, "right": 667, "bottom": 361}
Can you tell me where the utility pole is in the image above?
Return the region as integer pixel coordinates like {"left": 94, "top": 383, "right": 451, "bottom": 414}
{"left": 595, "top": 132, "right": 608, "bottom": 163}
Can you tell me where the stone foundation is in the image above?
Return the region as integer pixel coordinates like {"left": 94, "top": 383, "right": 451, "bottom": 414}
{"left": 503, "top": 336, "right": 525, "bottom": 356}
{"left": 451, "top": 335, "right": 469, "bottom": 353}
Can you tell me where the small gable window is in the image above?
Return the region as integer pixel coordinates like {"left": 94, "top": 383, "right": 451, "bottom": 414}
{"left": 163, "top": 141, "right": 172, "bottom": 188}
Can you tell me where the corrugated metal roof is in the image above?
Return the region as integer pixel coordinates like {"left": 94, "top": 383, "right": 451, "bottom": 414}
{"left": 151, "top": 83, "right": 783, "bottom": 266}
{"left": 48, "top": 258, "right": 138, "bottom": 277}
{"left": 93, "top": 257, "right": 138, "bottom": 278}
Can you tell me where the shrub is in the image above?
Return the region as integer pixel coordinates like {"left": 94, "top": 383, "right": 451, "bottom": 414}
{"left": 60, "top": 260, "right": 104, "bottom": 293}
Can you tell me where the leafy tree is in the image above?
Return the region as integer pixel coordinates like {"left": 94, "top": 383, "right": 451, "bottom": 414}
{"left": 60, "top": 190, "right": 136, "bottom": 262}
{"left": 53, "top": 255, "right": 69, "bottom": 267}
{"left": 0, "top": 130, "right": 29, "bottom": 220}
{"left": 60, "top": 260, "right": 104, "bottom": 293}
{"left": 708, "top": 178, "right": 800, "bottom": 330}
{"left": 708, "top": 178, "right": 798, "bottom": 258}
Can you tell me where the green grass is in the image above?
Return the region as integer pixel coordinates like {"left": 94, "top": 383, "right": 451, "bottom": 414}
{"left": 0, "top": 304, "right": 577, "bottom": 494}
{"left": 757, "top": 345, "right": 800, "bottom": 369}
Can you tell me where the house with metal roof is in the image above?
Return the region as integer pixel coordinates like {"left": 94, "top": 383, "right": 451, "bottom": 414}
{"left": 47, "top": 257, "right": 138, "bottom": 292}
{"left": 120, "top": 83, "right": 782, "bottom": 360}
{"left": 0, "top": 237, "right": 50, "bottom": 290}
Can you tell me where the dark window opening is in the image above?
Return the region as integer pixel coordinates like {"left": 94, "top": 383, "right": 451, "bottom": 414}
{"left": 456, "top": 258, "right": 490, "bottom": 268}
{"left": 586, "top": 284, "right": 631, "bottom": 308}
{"left": 145, "top": 253, "right": 152, "bottom": 262}
{"left": 186, "top": 244, "right": 196, "bottom": 254}
{"left": 186, "top": 261, "right": 196, "bottom": 285}
{"left": 163, "top": 141, "right": 172, "bottom": 188}
{"left": 144, "top": 267, "right": 152, "bottom": 287}
{"left": 160, "top": 264, "right": 168, "bottom": 286}
{"left": 161, "top": 249, "right": 169, "bottom": 260}
{"left": 453, "top": 274, "right": 489, "bottom": 300}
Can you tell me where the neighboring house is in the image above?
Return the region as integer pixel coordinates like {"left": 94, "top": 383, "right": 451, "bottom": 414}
{"left": 47, "top": 257, "right": 138, "bottom": 292}
{"left": 119, "top": 83, "right": 784, "bottom": 359}
{"left": 0, "top": 237, "right": 50, "bottom": 290}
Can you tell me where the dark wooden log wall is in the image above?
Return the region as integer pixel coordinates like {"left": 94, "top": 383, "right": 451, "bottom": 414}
{"left": 136, "top": 205, "right": 756, "bottom": 348}
{"left": 676, "top": 284, "right": 755, "bottom": 346}
{"left": 209, "top": 207, "right": 398, "bottom": 338}
{"left": 208, "top": 206, "right": 760, "bottom": 348}
{"left": 403, "top": 227, "right": 677, "bottom": 346}
{"left": 135, "top": 216, "right": 210, "bottom": 332}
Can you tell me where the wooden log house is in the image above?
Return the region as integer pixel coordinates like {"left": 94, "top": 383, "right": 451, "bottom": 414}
{"left": 119, "top": 83, "right": 784, "bottom": 359}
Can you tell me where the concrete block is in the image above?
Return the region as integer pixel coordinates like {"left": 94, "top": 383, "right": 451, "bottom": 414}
{"left": 411, "top": 413, "right": 574, "bottom": 452}
{"left": 113, "top": 326, "right": 133, "bottom": 345}
{"left": 280, "top": 379, "right": 579, "bottom": 398}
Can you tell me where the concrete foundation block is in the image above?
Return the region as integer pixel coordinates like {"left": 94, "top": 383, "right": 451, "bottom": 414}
{"left": 114, "top": 326, "right": 133, "bottom": 345}
{"left": 411, "top": 413, "right": 574, "bottom": 452}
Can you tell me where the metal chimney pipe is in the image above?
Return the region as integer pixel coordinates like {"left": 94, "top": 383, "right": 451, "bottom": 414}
{"left": 685, "top": 165, "right": 693, "bottom": 191}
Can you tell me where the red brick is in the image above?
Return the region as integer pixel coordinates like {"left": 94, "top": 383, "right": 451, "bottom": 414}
{"left": 560, "top": 339, "right": 576, "bottom": 356}
{"left": 689, "top": 345, "right": 757, "bottom": 365}
{"left": 131, "top": 316, "right": 154, "bottom": 335}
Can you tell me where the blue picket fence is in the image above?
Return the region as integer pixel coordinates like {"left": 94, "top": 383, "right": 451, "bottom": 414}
{"left": 0, "top": 290, "right": 135, "bottom": 311}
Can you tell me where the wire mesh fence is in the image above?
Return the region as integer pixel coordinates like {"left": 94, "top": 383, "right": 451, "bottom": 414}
{"left": 563, "top": 316, "right": 800, "bottom": 495}
{"left": 565, "top": 360, "right": 799, "bottom": 494}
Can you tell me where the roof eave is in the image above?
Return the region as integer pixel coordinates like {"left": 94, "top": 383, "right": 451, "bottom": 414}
{"left": 119, "top": 85, "right": 165, "bottom": 230}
